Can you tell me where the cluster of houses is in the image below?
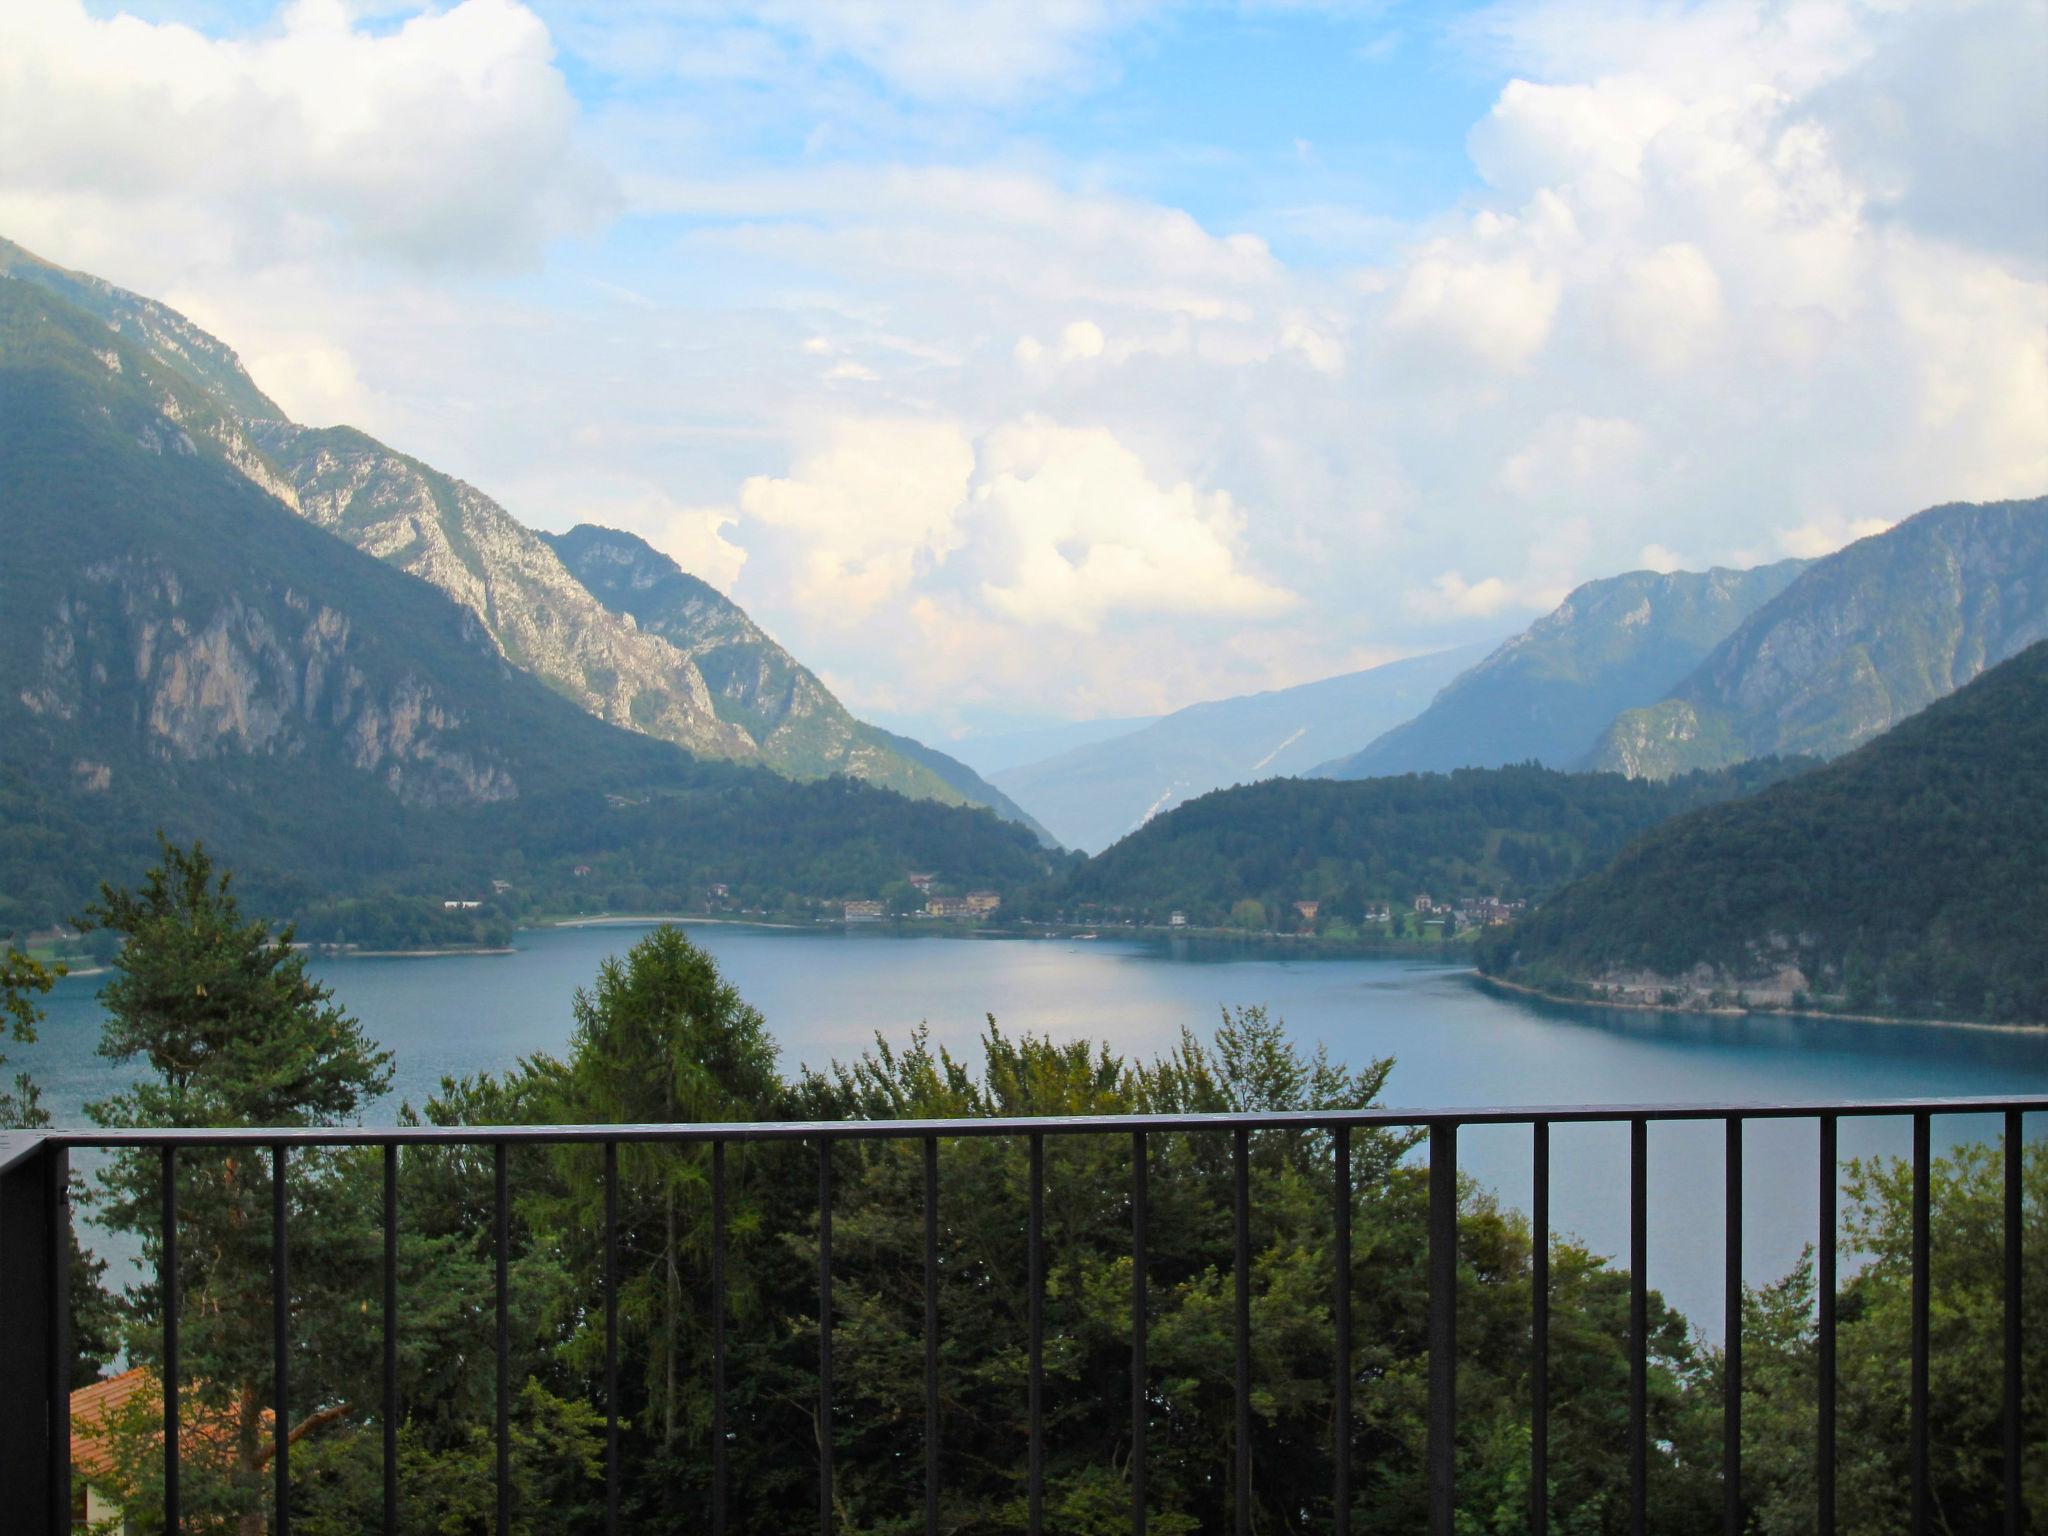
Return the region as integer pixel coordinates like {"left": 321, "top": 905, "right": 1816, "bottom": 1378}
{"left": 844, "top": 874, "right": 1002, "bottom": 924}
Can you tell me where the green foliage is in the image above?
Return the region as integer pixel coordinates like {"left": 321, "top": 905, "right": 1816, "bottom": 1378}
{"left": 1044, "top": 759, "right": 1807, "bottom": 928}
{"left": 1486, "top": 641, "right": 2048, "bottom": 1023}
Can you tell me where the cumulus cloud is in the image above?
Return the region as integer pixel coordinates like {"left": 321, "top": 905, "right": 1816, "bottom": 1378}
{"left": 0, "top": 0, "right": 606, "bottom": 274}
{"left": 738, "top": 418, "right": 975, "bottom": 617}
{"left": 967, "top": 419, "right": 1296, "bottom": 629}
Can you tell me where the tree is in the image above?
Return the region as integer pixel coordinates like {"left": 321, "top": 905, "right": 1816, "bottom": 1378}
{"left": 83, "top": 838, "right": 393, "bottom": 1534}
{"left": 541, "top": 928, "right": 786, "bottom": 1496}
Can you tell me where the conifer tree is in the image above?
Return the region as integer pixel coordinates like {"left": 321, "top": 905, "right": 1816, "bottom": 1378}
{"left": 83, "top": 838, "right": 392, "bottom": 1534}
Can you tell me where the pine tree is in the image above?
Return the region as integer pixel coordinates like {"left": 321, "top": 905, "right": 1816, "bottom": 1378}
{"left": 83, "top": 838, "right": 393, "bottom": 1534}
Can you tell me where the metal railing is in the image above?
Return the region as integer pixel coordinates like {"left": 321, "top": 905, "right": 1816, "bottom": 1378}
{"left": 1, "top": 1094, "right": 2037, "bottom": 1535}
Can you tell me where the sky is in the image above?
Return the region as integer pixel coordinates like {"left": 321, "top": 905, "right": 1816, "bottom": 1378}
{"left": 3, "top": 0, "right": 2044, "bottom": 744}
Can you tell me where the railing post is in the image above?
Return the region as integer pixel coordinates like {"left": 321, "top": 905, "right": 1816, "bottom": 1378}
{"left": 0, "top": 1134, "right": 70, "bottom": 1536}
{"left": 1428, "top": 1121, "right": 1457, "bottom": 1535}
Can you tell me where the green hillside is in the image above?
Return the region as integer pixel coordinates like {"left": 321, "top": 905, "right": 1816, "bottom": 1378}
{"left": 1042, "top": 758, "right": 1809, "bottom": 928}
{"left": 0, "top": 274, "right": 1057, "bottom": 938}
{"left": 1486, "top": 642, "right": 2048, "bottom": 1024}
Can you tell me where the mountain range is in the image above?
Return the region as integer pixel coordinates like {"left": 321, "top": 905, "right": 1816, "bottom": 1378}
{"left": 1315, "top": 563, "right": 1808, "bottom": 778}
{"left": 0, "top": 242, "right": 1057, "bottom": 932}
{"left": 988, "top": 644, "right": 1490, "bottom": 853}
{"left": 1585, "top": 498, "right": 2048, "bottom": 776}
{"left": 0, "top": 235, "right": 1034, "bottom": 833}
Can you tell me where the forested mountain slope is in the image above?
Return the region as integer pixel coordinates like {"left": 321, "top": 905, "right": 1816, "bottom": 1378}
{"left": 1318, "top": 563, "right": 1806, "bottom": 779}
{"left": 0, "top": 273, "right": 1057, "bottom": 934}
{"left": 1489, "top": 641, "right": 2048, "bottom": 1024}
{"left": 1043, "top": 758, "right": 1808, "bottom": 928}
{"left": 1587, "top": 498, "right": 2048, "bottom": 777}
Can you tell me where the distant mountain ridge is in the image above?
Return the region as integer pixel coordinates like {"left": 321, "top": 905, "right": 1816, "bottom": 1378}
{"left": 991, "top": 644, "right": 1490, "bottom": 854}
{"left": 1316, "top": 562, "right": 1808, "bottom": 779}
{"left": 1487, "top": 640, "right": 2048, "bottom": 1024}
{"left": 0, "top": 235, "right": 1034, "bottom": 828}
{"left": 1586, "top": 498, "right": 2048, "bottom": 777}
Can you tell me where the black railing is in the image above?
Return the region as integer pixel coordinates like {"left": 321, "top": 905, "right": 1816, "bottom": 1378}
{"left": 1, "top": 1094, "right": 2038, "bottom": 1535}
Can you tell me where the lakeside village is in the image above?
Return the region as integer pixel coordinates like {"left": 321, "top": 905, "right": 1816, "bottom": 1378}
{"left": 839, "top": 877, "right": 1525, "bottom": 943}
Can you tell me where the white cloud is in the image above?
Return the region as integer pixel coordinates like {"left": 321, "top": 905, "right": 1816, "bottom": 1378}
{"left": 0, "top": 0, "right": 606, "bottom": 274}
{"left": 1497, "top": 414, "right": 1650, "bottom": 503}
{"left": 1386, "top": 249, "right": 1562, "bottom": 372}
{"left": 738, "top": 418, "right": 975, "bottom": 617}
{"left": 1776, "top": 514, "right": 1898, "bottom": 560}
{"left": 967, "top": 419, "right": 1296, "bottom": 629}
{"left": 566, "top": 493, "right": 750, "bottom": 593}
{"left": 1405, "top": 571, "right": 1551, "bottom": 620}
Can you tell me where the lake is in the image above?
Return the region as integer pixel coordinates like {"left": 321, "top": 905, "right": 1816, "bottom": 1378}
{"left": 17, "top": 921, "right": 2047, "bottom": 1335}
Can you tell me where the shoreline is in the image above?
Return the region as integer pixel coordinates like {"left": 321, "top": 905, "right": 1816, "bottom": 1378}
{"left": 1475, "top": 971, "right": 2045, "bottom": 1035}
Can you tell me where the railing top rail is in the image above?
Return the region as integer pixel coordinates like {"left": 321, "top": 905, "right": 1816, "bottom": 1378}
{"left": 20, "top": 1094, "right": 2047, "bottom": 1150}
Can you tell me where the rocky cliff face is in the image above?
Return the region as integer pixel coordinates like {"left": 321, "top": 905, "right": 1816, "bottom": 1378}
{"left": 1586, "top": 498, "right": 2048, "bottom": 777}
{"left": 15, "top": 555, "right": 515, "bottom": 808}
{"left": 253, "top": 426, "right": 756, "bottom": 763}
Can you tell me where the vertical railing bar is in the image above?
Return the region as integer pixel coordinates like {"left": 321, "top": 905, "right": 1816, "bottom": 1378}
{"left": 495, "top": 1140, "right": 510, "bottom": 1536}
{"left": 713, "top": 1139, "right": 729, "bottom": 1536}
{"left": 1630, "top": 1117, "right": 1647, "bottom": 1536}
{"left": 1818, "top": 1115, "right": 1837, "bottom": 1535}
{"left": 1029, "top": 1131, "right": 1046, "bottom": 1536}
{"left": 273, "top": 1143, "right": 290, "bottom": 1536}
{"left": 1428, "top": 1121, "right": 1457, "bottom": 1536}
{"left": 818, "top": 1139, "right": 833, "bottom": 1536}
{"left": 2005, "top": 1108, "right": 2022, "bottom": 1536}
{"left": 162, "top": 1143, "right": 180, "bottom": 1536}
{"left": 604, "top": 1140, "right": 620, "bottom": 1536}
{"left": 1234, "top": 1125, "right": 1252, "bottom": 1536}
{"left": 382, "top": 1143, "right": 397, "bottom": 1536}
{"left": 1531, "top": 1120, "right": 1548, "bottom": 1536}
{"left": 1334, "top": 1123, "right": 1352, "bottom": 1536}
{"left": 1911, "top": 1112, "right": 1930, "bottom": 1536}
{"left": 50, "top": 1146, "right": 72, "bottom": 1536}
{"left": 922, "top": 1136, "right": 939, "bottom": 1536}
{"left": 1723, "top": 1117, "right": 1741, "bottom": 1536}
{"left": 1131, "top": 1129, "right": 1148, "bottom": 1536}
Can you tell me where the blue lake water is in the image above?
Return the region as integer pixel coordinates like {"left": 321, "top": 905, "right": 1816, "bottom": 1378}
{"left": 17, "top": 921, "right": 2046, "bottom": 1334}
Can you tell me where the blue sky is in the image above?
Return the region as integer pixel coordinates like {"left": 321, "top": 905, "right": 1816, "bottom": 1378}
{"left": 16, "top": 1, "right": 2048, "bottom": 741}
